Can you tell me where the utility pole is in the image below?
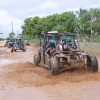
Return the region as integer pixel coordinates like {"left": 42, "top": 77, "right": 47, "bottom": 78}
{"left": 11, "top": 22, "right": 13, "bottom": 33}
{"left": 10, "top": 22, "right": 15, "bottom": 39}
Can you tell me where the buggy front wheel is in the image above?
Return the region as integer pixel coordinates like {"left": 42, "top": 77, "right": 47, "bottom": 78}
{"left": 49, "top": 57, "right": 59, "bottom": 75}
{"left": 87, "top": 55, "right": 98, "bottom": 72}
{"left": 34, "top": 54, "right": 40, "bottom": 66}
{"left": 11, "top": 48, "right": 14, "bottom": 53}
{"left": 23, "top": 47, "right": 26, "bottom": 52}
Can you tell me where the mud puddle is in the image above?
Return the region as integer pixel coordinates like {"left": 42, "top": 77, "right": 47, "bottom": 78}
{"left": 3, "top": 62, "right": 100, "bottom": 87}
{"left": 0, "top": 46, "right": 100, "bottom": 87}
{"left": 1, "top": 46, "right": 100, "bottom": 100}
{"left": 0, "top": 59, "right": 16, "bottom": 66}
{"left": 0, "top": 47, "right": 11, "bottom": 55}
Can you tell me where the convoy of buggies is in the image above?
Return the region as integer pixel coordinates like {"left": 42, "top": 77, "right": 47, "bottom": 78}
{"left": 4, "top": 39, "right": 29, "bottom": 52}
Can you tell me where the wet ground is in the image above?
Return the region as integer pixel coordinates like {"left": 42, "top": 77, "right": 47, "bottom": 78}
{"left": 0, "top": 45, "right": 100, "bottom": 100}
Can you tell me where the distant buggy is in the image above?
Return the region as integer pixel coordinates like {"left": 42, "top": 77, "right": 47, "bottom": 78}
{"left": 11, "top": 39, "right": 26, "bottom": 52}
{"left": 5, "top": 39, "right": 16, "bottom": 48}
{"left": 34, "top": 32, "right": 98, "bottom": 75}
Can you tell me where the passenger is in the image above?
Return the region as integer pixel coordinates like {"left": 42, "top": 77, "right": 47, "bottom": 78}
{"left": 66, "top": 38, "right": 73, "bottom": 46}
{"left": 58, "top": 41, "right": 63, "bottom": 51}
{"left": 62, "top": 39, "right": 69, "bottom": 51}
{"left": 66, "top": 38, "right": 77, "bottom": 49}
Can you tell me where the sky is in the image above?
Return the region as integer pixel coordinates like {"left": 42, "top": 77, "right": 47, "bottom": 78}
{"left": 0, "top": 0, "right": 100, "bottom": 38}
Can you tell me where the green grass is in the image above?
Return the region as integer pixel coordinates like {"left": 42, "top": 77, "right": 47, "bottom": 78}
{"left": 80, "top": 42, "right": 100, "bottom": 55}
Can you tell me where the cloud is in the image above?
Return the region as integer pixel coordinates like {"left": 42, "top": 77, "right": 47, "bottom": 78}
{"left": 0, "top": 0, "right": 100, "bottom": 38}
{"left": 40, "top": 0, "right": 59, "bottom": 9}
{"left": 0, "top": 9, "right": 22, "bottom": 38}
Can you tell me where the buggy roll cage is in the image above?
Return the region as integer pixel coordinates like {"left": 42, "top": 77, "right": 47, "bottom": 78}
{"left": 39, "top": 32, "right": 83, "bottom": 59}
{"left": 41, "top": 32, "right": 78, "bottom": 38}
{"left": 39, "top": 32, "right": 80, "bottom": 49}
{"left": 40, "top": 32, "right": 78, "bottom": 44}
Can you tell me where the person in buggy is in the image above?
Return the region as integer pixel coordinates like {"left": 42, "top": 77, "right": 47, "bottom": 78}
{"left": 46, "top": 36, "right": 56, "bottom": 49}
{"left": 66, "top": 37, "right": 73, "bottom": 46}
{"left": 62, "top": 39, "right": 70, "bottom": 51}
{"left": 58, "top": 37, "right": 77, "bottom": 51}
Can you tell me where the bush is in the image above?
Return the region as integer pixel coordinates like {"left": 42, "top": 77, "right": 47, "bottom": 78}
{"left": 80, "top": 35, "right": 100, "bottom": 42}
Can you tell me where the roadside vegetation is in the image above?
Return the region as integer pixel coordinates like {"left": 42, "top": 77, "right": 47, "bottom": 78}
{"left": 21, "top": 8, "right": 100, "bottom": 41}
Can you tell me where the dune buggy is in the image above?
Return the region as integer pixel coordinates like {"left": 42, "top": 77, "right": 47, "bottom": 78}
{"left": 6, "top": 39, "right": 16, "bottom": 48}
{"left": 11, "top": 39, "right": 26, "bottom": 52}
{"left": 34, "top": 32, "right": 98, "bottom": 75}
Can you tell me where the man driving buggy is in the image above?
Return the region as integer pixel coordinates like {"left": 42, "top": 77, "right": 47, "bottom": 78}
{"left": 46, "top": 36, "right": 56, "bottom": 49}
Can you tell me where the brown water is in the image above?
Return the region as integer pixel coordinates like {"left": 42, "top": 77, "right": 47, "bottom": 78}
{"left": 0, "top": 46, "right": 100, "bottom": 100}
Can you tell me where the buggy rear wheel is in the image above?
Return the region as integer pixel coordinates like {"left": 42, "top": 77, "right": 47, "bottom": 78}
{"left": 11, "top": 48, "right": 14, "bottom": 53}
{"left": 26, "top": 43, "right": 30, "bottom": 46}
{"left": 11, "top": 47, "right": 16, "bottom": 53}
{"left": 23, "top": 47, "right": 26, "bottom": 52}
{"left": 87, "top": 56, "right": 98, "bottom": 72}
{"left": 34, "top": 54, "right": 40, "bottom": 66}
{"left": 49, "top": 57, "right": 59, "bottom": 75}
{"left": 8, "top": 44, "right": 11, "bottom": 48}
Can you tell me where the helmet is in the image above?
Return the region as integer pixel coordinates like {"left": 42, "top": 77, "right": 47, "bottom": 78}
{"left": 50, "top": 39, "right": 55, "bottom": 44}
{"left": 66, "top": 37, "right": 72, "bottom": 42}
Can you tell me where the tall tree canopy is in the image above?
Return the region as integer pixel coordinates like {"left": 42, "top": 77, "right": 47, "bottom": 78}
{"left": 22, "top": 8, "right": 100, "bottom": 37}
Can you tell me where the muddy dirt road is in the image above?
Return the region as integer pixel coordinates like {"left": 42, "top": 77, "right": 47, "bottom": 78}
{"left": 0, "top": 46, "right": 100, "bottom": 100}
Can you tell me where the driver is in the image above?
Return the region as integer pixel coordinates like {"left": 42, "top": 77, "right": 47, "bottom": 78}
{"left": 49, "top": 39, "right": 56, "bottom": 48}
{"left": 46, "top": 38, "right": 56, "bottom": 49}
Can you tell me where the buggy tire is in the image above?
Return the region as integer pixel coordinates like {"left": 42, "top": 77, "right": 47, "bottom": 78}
{"left": 88, "top": 56, "right": 98, "bottom": 72}
{"left": 49, "top": 57, "right": 59, "bottom": 75}
{"left": 11, "top": 47, "right": 16, "bottom": 53}
{"left": 34, "top": 54, "right": 40, "bottom": 66}
{"left": 23, "top": 48, "right": 26, "bottom": 52}
{"left": 27, "top": 43, "right": 30, "bottom": 46}
{"left": 8, "top": 45, "right": 11, "bottom": 48}
{"left": 11, "top": 48, "right": 14, "bottom": 53}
